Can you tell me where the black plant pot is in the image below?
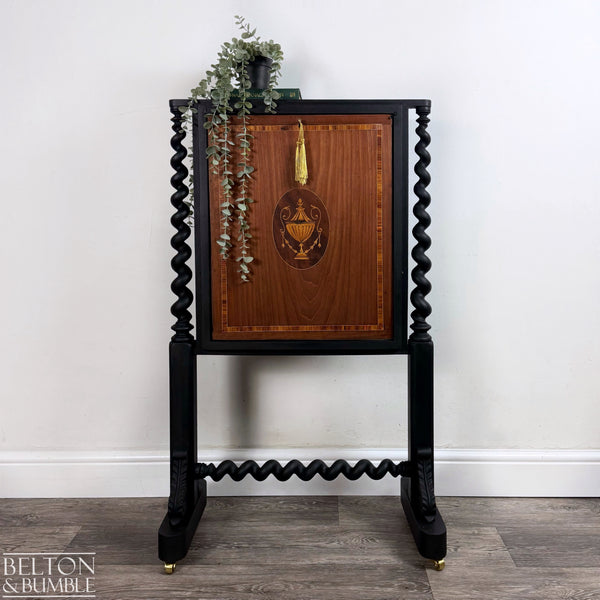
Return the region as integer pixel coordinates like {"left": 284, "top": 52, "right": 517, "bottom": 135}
{"left": 246, "top": 56, "right": 273, "bottom": 89}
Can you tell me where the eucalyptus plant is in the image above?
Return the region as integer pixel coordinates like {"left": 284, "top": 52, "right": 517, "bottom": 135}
{"left": 179, "top": 16, "right": 283, "bottom": 282}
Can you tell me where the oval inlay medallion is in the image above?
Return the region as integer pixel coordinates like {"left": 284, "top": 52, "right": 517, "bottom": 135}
{"left": 272, "top": 188, "right": 329, "bottom": 269}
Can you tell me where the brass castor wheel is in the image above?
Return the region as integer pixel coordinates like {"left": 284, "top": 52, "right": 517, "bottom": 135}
{"left": 164, "top": 563, "right": 176, "bottom": 574}
{"left": 433, "top": 559, "right": 445, "bottom": 571}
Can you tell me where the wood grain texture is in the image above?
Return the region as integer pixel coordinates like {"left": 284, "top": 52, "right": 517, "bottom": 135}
{"left": 426, "top": 565, "right": 600, "bottom": 600}
{"left": 437, "top": 497, "right": 600, "bottom": 528}
{"left": 338, "top": 495, "right": 405, "bottom": 528}
{"left": 210, "top": 114, "right": 393, "bottom": 340}
{"left": 497, "top": 525, "right": 600, "bottom": 568}
{"left": 64, "top": 525, "right": 158, "bottom": 566}
{"left": 0, "top": 498, "right": 164, "bottom": 527}
{"left": 0, "top": 526, "right": 81, "bottom": 553}
{"left": 2, "top": 497, "right": 600, "bottom": 600}
{"left": 199, "top": 495, "right": 339, "bottom": 526}
{"left": 94, "top": 564, "right": 434, "bottom": 600}
{"left": 183, "top": 520, "right": 420, "bottom": 567}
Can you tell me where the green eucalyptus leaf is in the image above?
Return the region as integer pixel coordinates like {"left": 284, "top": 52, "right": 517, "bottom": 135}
{"left": 184, "top": 16, "right": 283, "bottom": 281}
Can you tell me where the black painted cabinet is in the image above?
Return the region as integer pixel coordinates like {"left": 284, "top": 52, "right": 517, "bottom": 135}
{"left": 158, "top": 99, "right": 447, "bottom": 572}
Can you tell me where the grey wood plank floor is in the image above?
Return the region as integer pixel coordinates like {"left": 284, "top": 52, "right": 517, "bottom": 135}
{"left": 1, "top": 496, "right": 599, "bottom": 600}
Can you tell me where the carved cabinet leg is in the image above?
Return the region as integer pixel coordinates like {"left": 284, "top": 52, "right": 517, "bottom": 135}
{"left": 158, "top": 103, "right": 206, "bottom": 568}
{"left": 401, "top": 105, "right": 446, "bottom": 563}
{"left": 167, "top": 342, "right": 200, "bottom": 528}
{"left": 401, "top": 341, "right": 445, "bottom": 562}
{"left": 158, "top": 342, "right": 207, "bottom": 565}
{"left": 409, "top": 340, "right": 437, "bottom": 523}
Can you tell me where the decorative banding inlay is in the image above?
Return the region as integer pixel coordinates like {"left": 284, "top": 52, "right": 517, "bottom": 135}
{"left": 220, "top": 123, "right": 385, "bottom": 333}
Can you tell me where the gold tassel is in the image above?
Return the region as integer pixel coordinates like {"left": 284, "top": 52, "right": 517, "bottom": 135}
{"left": 295, "top": 120, "right": 308, "bottom": 186}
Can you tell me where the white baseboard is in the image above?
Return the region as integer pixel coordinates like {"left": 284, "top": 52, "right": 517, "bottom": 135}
{"left": 1, "top": 448, "right": 599, "bottom": 498}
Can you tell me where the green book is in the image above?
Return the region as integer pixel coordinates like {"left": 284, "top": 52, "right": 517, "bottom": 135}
{"left": 231, "top": 88, "right": 302, "bottom": 100}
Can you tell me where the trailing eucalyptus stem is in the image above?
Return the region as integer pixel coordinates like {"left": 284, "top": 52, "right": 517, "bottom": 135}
{"left": 233, "top": 51, "right": 254, "bottom": 280}
{"left": 178, "top": 16, "right": 283, "bottom": 282}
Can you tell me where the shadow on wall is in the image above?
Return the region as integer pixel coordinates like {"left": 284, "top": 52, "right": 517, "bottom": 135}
{"left": 225, "top": 355, "right": 342, "bottom": 450}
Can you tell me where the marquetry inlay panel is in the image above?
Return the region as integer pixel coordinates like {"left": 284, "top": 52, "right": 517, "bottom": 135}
{"left": 209, "top": 114, "right": 393, "bottom": 340}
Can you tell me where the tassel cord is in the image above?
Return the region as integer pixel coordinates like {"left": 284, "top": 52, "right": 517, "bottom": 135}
{"left": 295, "top": 119, "right": 308, "bottom": 186}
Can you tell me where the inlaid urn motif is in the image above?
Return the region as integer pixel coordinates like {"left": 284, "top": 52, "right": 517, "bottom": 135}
{"left": 272, "top": 188, "right": 329, "bottom": 269}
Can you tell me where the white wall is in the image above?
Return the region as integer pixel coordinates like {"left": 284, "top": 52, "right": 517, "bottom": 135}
{"left": 1, "top": 0, "right": 599, "bottom": 495}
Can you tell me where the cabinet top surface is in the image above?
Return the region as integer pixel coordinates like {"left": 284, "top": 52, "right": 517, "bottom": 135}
{"left": 169, "top": 98, "right": 431, "bottom": 110}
